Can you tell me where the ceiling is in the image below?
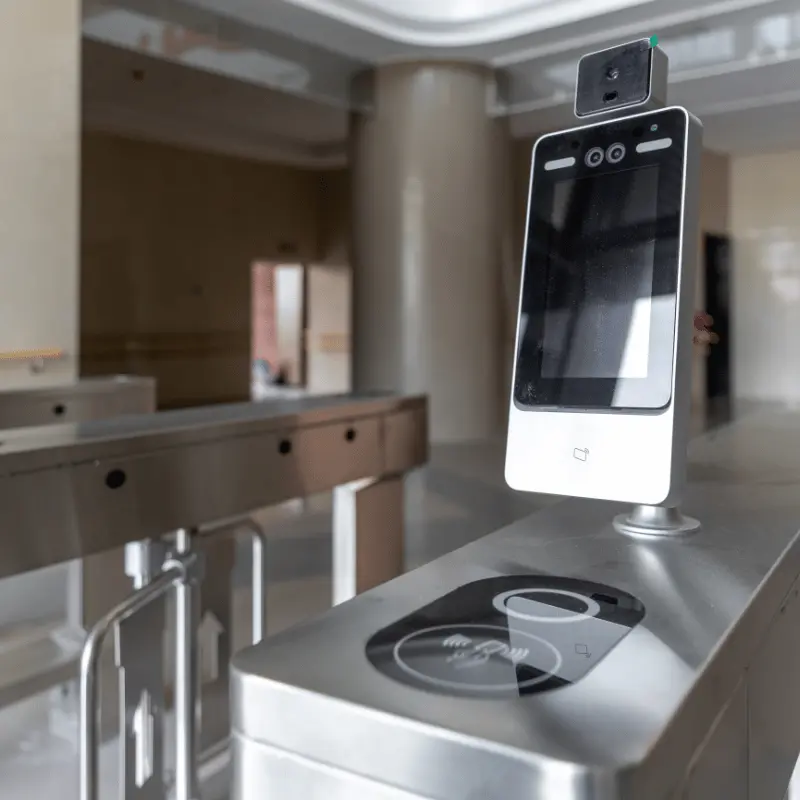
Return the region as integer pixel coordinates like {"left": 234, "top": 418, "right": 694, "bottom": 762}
{"left": 83, "top": 40, "right": 348, "bottom": 167}
{"left": 81, "top": 0, "right": 800, "bottom": 164}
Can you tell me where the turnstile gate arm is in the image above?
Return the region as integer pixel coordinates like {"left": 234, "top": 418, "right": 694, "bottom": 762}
{"left": 79, "top": 560, "right": 192, "bottom": 800}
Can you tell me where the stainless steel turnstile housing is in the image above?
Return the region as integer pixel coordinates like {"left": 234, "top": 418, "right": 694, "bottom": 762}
{"left": 0, "top": 375, "right": 156, "bottom": 429}
{"left": 231, "top": 410, "right": 800, "bottom": 800}
{"left": 0, "top": 393, "right": 426, "bottom": 579}
{"left": 0, "top": 376, "right": 156, "bottom": 709}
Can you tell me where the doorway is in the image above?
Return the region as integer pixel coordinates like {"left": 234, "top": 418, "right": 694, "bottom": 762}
{"left": 250, "top": 262, "right": 352, "bottom": 398}
{"left": 704, "top": 233, "right": 733, "bottom": 425}
{"left": 250, "top": 262, "right": 306, "bottom": 398}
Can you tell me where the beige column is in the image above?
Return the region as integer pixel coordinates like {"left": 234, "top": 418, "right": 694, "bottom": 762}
{"left": 351, "top": 63, "right": 508, "bottom": 443}
{"left": 0, "top": 1, "right": 81, "bottom": 389}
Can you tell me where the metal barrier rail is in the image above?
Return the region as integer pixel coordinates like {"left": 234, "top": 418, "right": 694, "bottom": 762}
{"left": 80, "top": 561, "right": 189, "bottom": 800}
{"left": 0, "top": 377, "right": 157, "bottom": 722}
{"left": 0, "top": 393, "right": 427, "bottom": 580}
{"left": 0, "top": 392, "right": 427, "bottom": 799}
{"left": 0, "top": 375, "right": 155, "bottom": 429}
{"left": 79, "top": 517, "right": 269, "bottom": 800}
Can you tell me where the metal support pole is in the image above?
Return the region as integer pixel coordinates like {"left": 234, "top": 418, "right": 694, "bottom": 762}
{"left": 79, "top": 565, "right": 186, "bottom": 800}
{"left": 170, "top": 529, "right": 200, "bottom": 800}
{"left": 119, "top": 540, "right": 170, "bottom": 799}
{"left": 612, "top": 504, "right": 701, "bottom": 538}
{"left": 332, "top": 476, "right": 405, "bottom": 605}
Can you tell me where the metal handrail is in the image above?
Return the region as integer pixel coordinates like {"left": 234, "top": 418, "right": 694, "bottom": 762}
{"left": 0, "top": 348, "right": 64, "bottom": 361}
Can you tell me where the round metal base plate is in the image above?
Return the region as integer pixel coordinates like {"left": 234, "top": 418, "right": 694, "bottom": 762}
{"left": 613, "top": 505, "right": 701, "bottom": 539}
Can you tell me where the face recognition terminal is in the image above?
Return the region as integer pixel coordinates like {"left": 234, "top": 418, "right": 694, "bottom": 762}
{"left": 230, "top": 39, "right": 800, "bottom": 800}
{"left": 506, "top": 39, "right": 701, "bottom": 511}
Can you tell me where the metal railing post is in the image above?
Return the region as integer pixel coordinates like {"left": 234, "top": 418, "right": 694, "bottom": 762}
{"left": 170, "top": 529, "right": 200, "bottom": 800}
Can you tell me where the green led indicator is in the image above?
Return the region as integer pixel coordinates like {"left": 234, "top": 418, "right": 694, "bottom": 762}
{"left": 649, "top": 34, "right": 659, "bottom": 47}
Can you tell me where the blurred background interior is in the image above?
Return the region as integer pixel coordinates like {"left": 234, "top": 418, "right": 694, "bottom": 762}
{"left": 2, "top": 0, "right": 800, "bottom": 797}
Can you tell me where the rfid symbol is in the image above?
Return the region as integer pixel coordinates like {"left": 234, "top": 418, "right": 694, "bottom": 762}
{"left": 443, "top": 634, "right": 472, "bottom": 649}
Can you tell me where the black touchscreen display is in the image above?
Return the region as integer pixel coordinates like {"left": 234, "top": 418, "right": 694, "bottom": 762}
{"left": 541, "top": 167, "right": 658, "bottom": 381}
{"left": 513, "top": 109, "right": 686, "bottom": 411}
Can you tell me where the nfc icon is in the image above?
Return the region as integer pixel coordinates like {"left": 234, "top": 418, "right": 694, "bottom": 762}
{"left": 573, "top": 447, "right": 589, "bottom": 462}
{"left": 506, "top": 646, "right": 529, "bottom": 664}
{"left": 443, "top": 634, "right": 472, "bottom": 649}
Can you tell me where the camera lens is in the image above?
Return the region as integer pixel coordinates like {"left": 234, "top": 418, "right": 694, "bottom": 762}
{"left": 605, "top": 66, "right": 620, "bottom": 81}
{"left": 606, "top": 143, "right": 626, "bottom": 164}
{"left": 585, "top": 147, "right": 604, "bottom": 168}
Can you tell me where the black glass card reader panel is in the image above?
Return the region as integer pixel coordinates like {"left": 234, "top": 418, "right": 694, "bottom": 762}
{"left": 366, "top": 576, "right": 645, "bottom": 699}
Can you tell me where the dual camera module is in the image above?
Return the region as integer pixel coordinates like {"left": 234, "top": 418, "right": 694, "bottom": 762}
{"left": 585, "top": 142, "right": 626, "bottom": 168}
{"left": 603, "top": 65, "right": 620, "bottom": 104}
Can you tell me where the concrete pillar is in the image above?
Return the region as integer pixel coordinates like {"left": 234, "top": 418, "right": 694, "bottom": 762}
{"left": 351, "top": 63, "right": 507, "bottom": 443}
{"left": 0, "top": 1, "right": 81, "bottom": 389}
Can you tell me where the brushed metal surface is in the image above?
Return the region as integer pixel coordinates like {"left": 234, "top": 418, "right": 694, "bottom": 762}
{"left": 681, "top": 679, "right": 748, "bottom": 800}
{"left": 0, "top": 376, "right": 157, "bottom": 723}
{"left": 233, "top": 737, "right": 425, "bottom": 800}
{"left": 0, "top": 393, "right": 427, "bottom": 579}
{"left": 0, "top": 375, "right": 157, "bottom": 627}
{"left": 749, "top": 572, "right": 800, "bottom": 798}
{"left": 231, "top": 410, "right": 800, "bottom": 800}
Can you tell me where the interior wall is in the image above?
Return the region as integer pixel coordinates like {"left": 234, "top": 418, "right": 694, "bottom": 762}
{"left": 731, "top": 148, "right": 800, "bottom": 405}
{"left": 317, "top": 168, "right": 350, "bottom": 266}
{"left": 0, "top": 1, "right": 80, "bottom": 389}
{"left": 80, "top": 132, "right": 322, "bottom": 407}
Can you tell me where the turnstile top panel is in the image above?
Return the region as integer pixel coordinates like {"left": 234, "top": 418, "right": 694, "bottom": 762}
{"left": 0, "top": 392, "right": 423, "bottom": 473}
{"left": 231, "top": 410, "right": 800, "bottom": 795}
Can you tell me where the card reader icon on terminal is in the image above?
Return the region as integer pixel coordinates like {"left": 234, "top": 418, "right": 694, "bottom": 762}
{"left": 573, "top": 448, "right": 589, "bottom": 462}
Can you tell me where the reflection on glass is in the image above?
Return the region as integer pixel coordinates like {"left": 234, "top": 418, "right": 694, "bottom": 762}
{"left": 541, "top": 170, "right": 658, "bottom": 383}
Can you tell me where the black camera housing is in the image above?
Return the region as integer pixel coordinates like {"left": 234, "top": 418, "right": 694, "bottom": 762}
{"left": 575, "top": 38, "right": 668, "bottom": 119}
